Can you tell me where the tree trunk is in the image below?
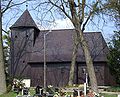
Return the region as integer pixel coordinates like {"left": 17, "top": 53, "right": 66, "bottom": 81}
{"left": 68, "top": 0, "right": 98, "bottom": 92}
{"left": 68, "top": 32, "right": 79, "bottom": 86}
{"left": 0, "top": 0, "right": 7, "bottom": 94}
{"left": 78, "top": 28, "right": 98, "bottom": 93}
{"left": 70, "top": 18, "right": 98, "bottom": 93}
{"left": 68, "top": 26, "right": 98, "bottom": 93}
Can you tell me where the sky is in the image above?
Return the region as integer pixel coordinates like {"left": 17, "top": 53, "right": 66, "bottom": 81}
{"left": 2, "top": 0, "right": 117, "bottom": 42}
{"left": 37, "top": 17, "right": 116, "bottom": 43}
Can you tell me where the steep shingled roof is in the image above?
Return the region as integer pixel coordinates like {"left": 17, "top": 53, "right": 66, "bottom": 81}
{"left": 29, "top": 29, "right": 109, "bottom": 63}
{"left": 10, "top": 9, "right": 40, "bottom": 32}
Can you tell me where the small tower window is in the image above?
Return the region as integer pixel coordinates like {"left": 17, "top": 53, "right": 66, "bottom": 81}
{"left": 15, "top": 35, "right": 17, "bottom": 38}
{"left": 26, "top": 35, "right": 29, "bottom": 37}
{"left": 23, "top": 60, "right": 25, "bottom": 63}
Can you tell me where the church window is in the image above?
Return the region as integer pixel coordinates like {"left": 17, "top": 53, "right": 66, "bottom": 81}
{"left": 15, "top": 35, "right": 17, "bottom": 38}
{"left": 26, "top": 35, "right": 29, "bottom": 37}
{"left": 23, "top": 60, "right": 25, "bottom": 63}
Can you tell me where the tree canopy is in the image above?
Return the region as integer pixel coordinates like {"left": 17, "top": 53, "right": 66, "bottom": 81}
{"left": 107, "top": 31, "right": 120, "bottom": 85}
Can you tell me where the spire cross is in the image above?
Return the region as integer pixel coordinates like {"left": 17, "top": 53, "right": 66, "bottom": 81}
{"left": 26, "top": 0, "right": 28, "bottom": 9}
{"left": 26, "top": 4, "right": 28, "bottom": 9}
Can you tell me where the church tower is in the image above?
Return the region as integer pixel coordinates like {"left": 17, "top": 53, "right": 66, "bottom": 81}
{"left": 10, "top": 9, "right": 40, "bottom": 78}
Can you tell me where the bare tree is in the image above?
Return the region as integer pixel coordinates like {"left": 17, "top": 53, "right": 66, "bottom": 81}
{"left": 67, "top": 1, "right": 99, "bottom": 93}
{"left": 0, "top": 0, "right": 28, "bottom": 93}
{"left": 0, "top": 0, "right": 7, "bottom": 94}
{"left": 32, "top": 0, "right": 101, "bottom": 93}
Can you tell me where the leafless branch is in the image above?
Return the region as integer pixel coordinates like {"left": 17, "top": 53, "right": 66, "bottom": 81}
{"left": 82, "top": 0, "right": 99, "bottom": 32}
{"left": 49, "top": 0, "right": 72, "bottom": 21}
{"left": 81, "top": 0, "right": 86, "bottom": 21}
{"left": 2, "top": 29, "right": 8, "bottom": 34}
{"left": 2, "top": 0, "right": 12, "bottom": 14}
{"left": 2, "top": 1, "right": 26, "bottom": 14}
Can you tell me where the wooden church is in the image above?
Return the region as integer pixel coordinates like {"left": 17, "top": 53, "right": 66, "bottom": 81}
{"left": 10, "top": 9, "right": 115, "bottom": 87}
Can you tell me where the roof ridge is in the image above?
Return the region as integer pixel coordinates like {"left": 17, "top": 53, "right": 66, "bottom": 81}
{"left": 40, "top": 29, "right": 101, "bottom": 33}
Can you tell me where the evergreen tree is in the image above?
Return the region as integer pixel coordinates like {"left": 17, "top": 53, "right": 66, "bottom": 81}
{"left": 107, "top": 31, "right": 120, "bottom": 85}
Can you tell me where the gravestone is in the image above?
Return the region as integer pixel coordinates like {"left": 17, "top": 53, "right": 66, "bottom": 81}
{"left": 73, "top": 89, "right": 78, "bottom": 97}
{"left": 47, "top": 94, "right": 54, "bottom": 97}
{"left": 35, "top": 85, "right": 43, "bottom": 95}
{"left": 22, "top": 88, "right": 29, "bottom": 95}
{"left": 34, "top": 85, "right": 43, "bottom": 97}
{"left": 13, "top": 83, "right": 20, "bottom": 94}
{"left": 55, "top": 88, "right": 59, "bottom": 92}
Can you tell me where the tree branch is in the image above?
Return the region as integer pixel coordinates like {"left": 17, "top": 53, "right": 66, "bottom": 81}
{"left": 2, "top": 1, "right": 26, "bottom": 14}
{"left": 2, "top": 29, "right": 8, "bottom": 34}
{"left": 49, "top": 0, "right": 72, "bottom": 21}
{"left": 82, "top": 0, "right": 99, "bottom": 32}
{"left": 2, "top": 0, "right": 12, "bottom": 14}
{"left": 81, "top": 0, "right": 86, "bottom": 21}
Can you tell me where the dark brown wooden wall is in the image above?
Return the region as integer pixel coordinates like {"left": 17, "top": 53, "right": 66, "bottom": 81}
{"left": 10, "top": 28, "right": 34, "bottom": 77}
{"left": 30, "top": 63, "right": 70, "bottom": 87}
{"left": 29, "top": 62, "right": 114, "bottom": 87}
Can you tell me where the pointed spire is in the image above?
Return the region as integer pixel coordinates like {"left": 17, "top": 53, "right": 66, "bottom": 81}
{"left": 10, "top": 9, "right": 40, "bottom": 32}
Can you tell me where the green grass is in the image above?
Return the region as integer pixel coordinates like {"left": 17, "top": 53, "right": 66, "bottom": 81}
{"left": 0, "top": 92, "right": 17, "bottom": 97}
{"left": 105, "top": 86, "right": 120, "bottom": 92}
{"left": 0, "top": 87, "right": 119, "bottom": 97}
{"left": 100, "top": 93, "right": 117, "bottom": 97}
{"left": 0, "top": 92, "right": 118, "bottom": 97}
{"left": 0, "top": 88, "right": 35, "bottom": 97}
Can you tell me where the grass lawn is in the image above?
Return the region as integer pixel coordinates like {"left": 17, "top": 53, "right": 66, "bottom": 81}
{"left": 0, "top": 92, "right": 118, "bottom": 97}
{"left": 0, "top": 87, "right": 119, "bottom": 97}
{"left": 0, "top": 92, "right": 17, "bottom": 97}
{"left": 100, "top": 93, "right": 117, "bottom": 97}
{"left": 0, "top": 88, "right": 35, "bottom": 97}
{"left": 105, "top": 86, "right": 120, "bottom": 92}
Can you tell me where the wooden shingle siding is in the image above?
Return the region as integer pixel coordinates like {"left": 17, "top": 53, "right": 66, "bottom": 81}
{"left": 9, "top": 10, "right": 116, "bottom": 87}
